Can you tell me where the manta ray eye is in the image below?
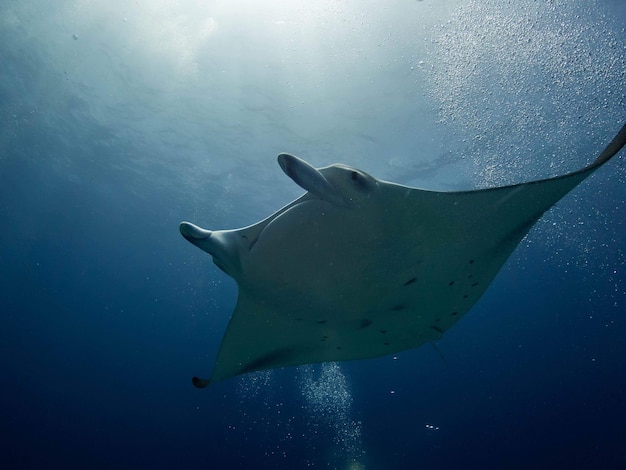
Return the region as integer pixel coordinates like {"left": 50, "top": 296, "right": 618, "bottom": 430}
{"left": 349, "top": 170, "right": 371, "bottom": 191}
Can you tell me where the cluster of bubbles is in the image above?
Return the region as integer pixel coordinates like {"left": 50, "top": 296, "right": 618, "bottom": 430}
{"left": 427, "top": 0, "right": 625, "bottom": 188}
{"left": 236, "top": 369, "right": 274, "bottom": 399}
{"left": 299, "top": 363, "right": 365, "bottom": 468}
{"left": 424, "top": 0, "right": 626, "bottom": 285}
{"left": 233, "top": 366, "right": 366, "bottom": 467}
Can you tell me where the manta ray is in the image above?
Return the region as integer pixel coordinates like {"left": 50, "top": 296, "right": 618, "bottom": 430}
{"left": 181, "top": 124, "right": 626, "bottom": 388}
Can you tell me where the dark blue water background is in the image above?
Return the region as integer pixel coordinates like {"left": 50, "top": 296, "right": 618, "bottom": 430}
{"left": 1, "top": 1, "right": 625, "bottom": 469}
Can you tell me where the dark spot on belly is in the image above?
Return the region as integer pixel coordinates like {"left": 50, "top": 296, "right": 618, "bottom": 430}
{"left": 403, "top": 277, "right": 416, "bottom": 286}
{"left": 317, "top": 320, "right": 327, "bottom": 324}
{"left": 463, "top": 294, "right": 469, "bottom": 299}
{"left": 391, "top": 304, "right": 405, "bottom": 312}
{"left": 469, "top": 259, "right": 475, "bottom": 264}
{"left": 471, "top": 282, "right": 479, "bottom": 287}
{"left": 336, "top": 346, "right": 342, "bottom": 350}
{"left": 435, "top": 318, "right": 441, "bottom": 322}
{"left": 431, "top": 325, "right": 444, "bottom": 334}
{"left": 384, "top": 342, "right": 390, "bottom": 346}
{"left": 448, "top": 281, "right": 455, "bottom": 286}
{"left": 451, "top": 311, "right": 458, "bottom": 316}
{"left": 359, "top": 318, "right": 372, "bottom": 329}
{"left": 380, "top": 329, "right": 387, "bottom": 334}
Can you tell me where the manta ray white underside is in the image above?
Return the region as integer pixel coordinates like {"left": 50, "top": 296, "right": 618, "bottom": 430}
{"left": 181, "top": 123, "right": 626, "bottom": 388}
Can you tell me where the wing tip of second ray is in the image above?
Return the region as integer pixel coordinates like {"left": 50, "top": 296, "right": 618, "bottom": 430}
{"left": 192, "top": 376, "right": 211, "bottom": 388}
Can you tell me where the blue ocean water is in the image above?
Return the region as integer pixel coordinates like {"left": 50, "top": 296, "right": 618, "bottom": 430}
{"left": 1, "top": 1, "right": 625, "bottom": 469}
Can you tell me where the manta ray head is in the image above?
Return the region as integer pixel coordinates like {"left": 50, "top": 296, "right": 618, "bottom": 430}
{"left": 278, "top": 153, "right": 378, "bottom": 207}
